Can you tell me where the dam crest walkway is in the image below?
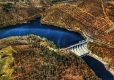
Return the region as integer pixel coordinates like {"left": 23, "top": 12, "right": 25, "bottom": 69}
{"left": 65, "top": 40, "right": 90, "bottom": 56}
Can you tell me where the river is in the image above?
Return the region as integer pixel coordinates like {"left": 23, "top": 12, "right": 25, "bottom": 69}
{"left": 0, "top": 19, "right": 113, "bottom": 80}
{"left": 83, "top": 56, "right": 114, "bottom": 80}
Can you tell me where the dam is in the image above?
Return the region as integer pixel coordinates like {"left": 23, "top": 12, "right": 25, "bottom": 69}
{"left": 66, "top": 40, "right": 89, "bottom": 56}
{"left": 0, "top": 19, "right": 113, "bottom": 80}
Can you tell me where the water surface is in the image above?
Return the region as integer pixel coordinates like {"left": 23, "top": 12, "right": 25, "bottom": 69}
{"left": 0, "top": 19, "right": 84, "bottom": 48}
{"left": 83, "top": 56, "right": 114, "bottom": 80}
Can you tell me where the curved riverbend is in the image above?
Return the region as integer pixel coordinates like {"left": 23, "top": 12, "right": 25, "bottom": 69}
{"left": 0, "top": 19, "right": 113, "bottom": 79}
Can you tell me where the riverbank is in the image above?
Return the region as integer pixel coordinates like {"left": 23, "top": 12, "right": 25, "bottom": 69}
{"left": 88, "top": 42, "right": 114, "bottom": 72}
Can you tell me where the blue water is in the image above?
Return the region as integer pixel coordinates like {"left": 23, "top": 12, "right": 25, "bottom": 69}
{"left": 83, "top": 56, "right": 114, "bottom": 80}
{"left": 0, "top": 19, "right": 114, "bottom": 79}
{"left": 0, "top": 19, "right": 84, "bottom": 48}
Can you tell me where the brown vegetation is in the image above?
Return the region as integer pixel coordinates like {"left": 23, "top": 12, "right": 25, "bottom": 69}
{"left": 0, "top": 35, "right": 100, "bottom": 80}
{"left": 0, "top": 3, "right": 43, "bottom": 28}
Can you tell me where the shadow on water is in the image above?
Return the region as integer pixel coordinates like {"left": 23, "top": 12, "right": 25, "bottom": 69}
{"left": 82, "top": 56, "right": 114, "bottom": 80}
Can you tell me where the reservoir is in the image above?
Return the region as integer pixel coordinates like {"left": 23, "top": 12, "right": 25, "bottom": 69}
{"left": 0, "top": 19, "right": 84, "bottom": 48}
{"left": 0, "top": 19, "right": 113, "bottom": 79}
